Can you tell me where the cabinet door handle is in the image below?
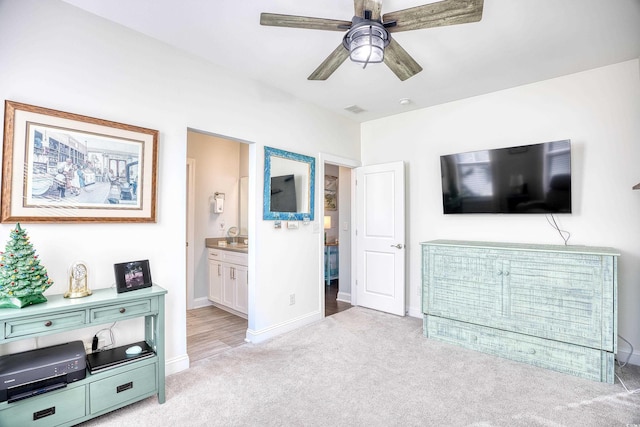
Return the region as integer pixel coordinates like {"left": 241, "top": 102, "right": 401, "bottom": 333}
{"left": 231, "top": 267, "right": 235, "bottom": 280}
{"left": 218, "top": 265, "right": 221, "bottom": 276}
{"left": 119, "top": 308, "right": 126, "bottom": 314}
{"left": 44, "top": 320, "right": 53, "bottom": 327}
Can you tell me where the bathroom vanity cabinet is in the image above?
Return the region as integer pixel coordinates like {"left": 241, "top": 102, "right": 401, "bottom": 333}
{"left": 421, "top": 240, "right": 618, "bottom": 383}
{"left": 208, "top": 248, "right": 248, "bottom": 317}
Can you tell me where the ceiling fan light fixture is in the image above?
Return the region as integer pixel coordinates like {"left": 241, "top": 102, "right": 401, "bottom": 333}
{"left": 343, "top": 21, "right": 389, "bottom": 65}
{"left": 262, "top": 0, "right": 485, "bottom": 81}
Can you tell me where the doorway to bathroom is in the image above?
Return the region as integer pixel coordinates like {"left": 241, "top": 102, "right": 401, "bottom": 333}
{"left": 185, "top": 129, "right": 251, "bottom": 364}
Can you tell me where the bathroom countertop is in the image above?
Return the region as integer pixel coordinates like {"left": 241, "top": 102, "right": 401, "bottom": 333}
{"left": 205, "top": 237, "right": 248, "bottom": 253}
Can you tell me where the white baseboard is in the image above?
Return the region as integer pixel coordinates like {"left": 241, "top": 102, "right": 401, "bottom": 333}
{"left": 166, "top": 353, "right": 190, "bottom": 375}
{"left": 617, "top": 349, "right": 640, "bottom": 367}
{"left": 245, "top": 311, "right": 323, "bottom": 344}
{"left": 407, "top": 306, "right": 422, "bottom": 318}
{"left": 190, "top": 297, "right": 212, "bottom": 310}
{"left": 336, "top": 291, "right": 351, "bottom": 303}
{"left": 208, "top": 302, "right": 248, "bottom": 319}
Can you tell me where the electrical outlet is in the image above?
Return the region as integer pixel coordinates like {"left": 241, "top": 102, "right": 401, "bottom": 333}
{"left": 289, "top": 294, "right": 295, "bottom": 305}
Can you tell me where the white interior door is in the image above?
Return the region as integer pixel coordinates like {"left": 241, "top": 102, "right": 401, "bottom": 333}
{"left": 355, "top": 161, "right": 405, "bottom": 316}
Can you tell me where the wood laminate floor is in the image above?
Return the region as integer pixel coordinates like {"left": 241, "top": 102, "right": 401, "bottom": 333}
{"left": 186, "top": 306, "right": 248, "bottom": 363}
{"left": 325, "top": 280, "right": 352, "bottom": 316}
{"left": 187, "top": 282, "right": 351, "bottom": 364}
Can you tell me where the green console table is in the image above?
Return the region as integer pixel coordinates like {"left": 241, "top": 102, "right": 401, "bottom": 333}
{"left": 0, "top": 285, "right": 166, "bottom": 426}
{"left": 422, "top": 240, "right": 618, "bottom": 383}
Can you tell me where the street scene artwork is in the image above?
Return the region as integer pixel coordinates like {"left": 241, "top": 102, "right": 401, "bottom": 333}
{"left": 25, "top": 123, "right": 142, "bottom": 209}
{"left": 1, "top": 101, "right": 157, "bottom": 222}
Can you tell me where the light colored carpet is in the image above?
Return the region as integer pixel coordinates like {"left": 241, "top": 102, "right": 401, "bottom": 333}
{"left": 81, "top": 307, "right": 640, "bottom": 426}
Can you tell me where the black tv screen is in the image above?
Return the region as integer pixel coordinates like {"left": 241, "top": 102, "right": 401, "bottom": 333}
{"left": 270, "top": 174, "right": 297, "bottom": 212}
{"left": 440, "top": 140, "right": 571, "bottom": 214}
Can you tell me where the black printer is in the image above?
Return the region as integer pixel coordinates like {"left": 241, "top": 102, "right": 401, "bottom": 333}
{"left": 0, "top": 340, "right": 86, "bottom": 403}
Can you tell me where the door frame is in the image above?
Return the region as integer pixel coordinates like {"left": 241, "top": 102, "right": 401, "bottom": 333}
{"left": 186, "top": 158, "right": 195, "bottom": 310}
{"left": 317, "top": 153, "right": 361, "bottom": 317}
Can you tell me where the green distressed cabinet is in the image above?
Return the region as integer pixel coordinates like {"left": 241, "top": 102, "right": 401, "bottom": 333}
{"left": 0, "top": 285, "right": 166, "bottom": 426}
{"left": 421, "top": 240, "right": 618, "bottom": 383}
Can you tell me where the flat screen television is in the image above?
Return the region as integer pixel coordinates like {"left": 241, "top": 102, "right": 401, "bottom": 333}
{"left": 270, "top": 174, "right": 297, "bottom": 212}
{"left": 440, "top": 140, "right": 571, "bottom": 214}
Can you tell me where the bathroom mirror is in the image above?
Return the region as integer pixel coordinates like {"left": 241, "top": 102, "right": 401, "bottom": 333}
{"left": 263, "top": 146, "right": 315, "bottom": 221}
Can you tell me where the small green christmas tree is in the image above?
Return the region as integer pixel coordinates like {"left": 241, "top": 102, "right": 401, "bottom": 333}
{"left": 0, "top": 223, "right": 53, "bottom": 308}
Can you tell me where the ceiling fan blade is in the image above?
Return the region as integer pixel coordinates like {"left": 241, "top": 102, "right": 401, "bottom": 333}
{"left": 366, "top": 0, "right": 383, "bottom": 21}
{"left": 308, "top": 44, "right": 350, "bottom": 80}
{"left": 354, "top": 0, "right": 382, "bottom": 20}
{"left": 260, "top": 13, "right": 351, "bottom": 31}
{"left": 383, "top": 0, "right": 483, "bottom": 33}
{"left": 383, "top": 38, "right": 423, "bottom": 81}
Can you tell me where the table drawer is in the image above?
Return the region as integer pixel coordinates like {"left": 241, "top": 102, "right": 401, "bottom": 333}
{"left": 90, "top": 299, "right": 152, "bottom": 323}
{"left": 90, "top": 363, "right": 157, "bottom": 413}
{"left": 5, "top": 311, "right": 86, "bottom": 339}
{"left": 0, "top": 385, "right": 85, "bottom": 426}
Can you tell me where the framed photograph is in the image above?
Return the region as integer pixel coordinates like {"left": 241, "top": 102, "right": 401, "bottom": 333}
{"left": 114, "top": 259, "right": 152, "bottom": 293}
{"left": 324, "top": 175, "right": 337, "bottom": 211}
{"left": 1, "top": 100, "right": 158, "bottom": 223}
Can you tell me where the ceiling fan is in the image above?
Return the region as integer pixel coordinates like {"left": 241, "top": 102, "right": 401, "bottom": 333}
{"left": 260, "top": 0, "right": 484, "bottom": 81}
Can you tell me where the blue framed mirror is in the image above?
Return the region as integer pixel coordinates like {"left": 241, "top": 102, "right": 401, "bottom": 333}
{"left": 263, "top": 146, "right": 315, "bottom": 221}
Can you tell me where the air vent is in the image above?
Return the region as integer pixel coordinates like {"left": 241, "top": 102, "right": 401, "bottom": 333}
{"left": 344, "top": 105, "right": 366, "bottom": 114}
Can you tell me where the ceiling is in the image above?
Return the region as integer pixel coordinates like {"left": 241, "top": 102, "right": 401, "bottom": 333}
{"left": 61, "top": 0, "right": 640, "bottom": 123}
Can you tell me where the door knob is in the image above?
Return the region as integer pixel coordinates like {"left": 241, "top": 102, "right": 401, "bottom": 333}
{"left": 390, "top": 244, "right": 404, "bottom": 249}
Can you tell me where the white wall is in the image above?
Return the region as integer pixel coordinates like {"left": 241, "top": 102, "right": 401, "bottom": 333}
{"left": 362, "top": 59, "right": 640, "bottom": 364}
{"left": 0, "top": 0, "right": 360, "bottom": 372}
